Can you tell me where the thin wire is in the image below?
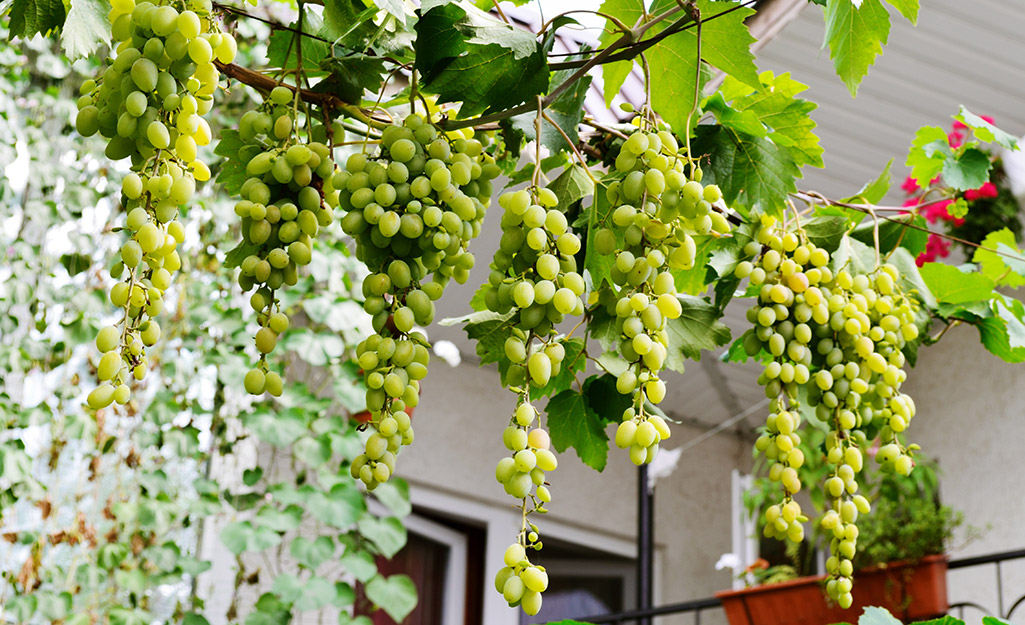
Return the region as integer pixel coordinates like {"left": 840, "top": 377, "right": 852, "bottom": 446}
{"left": 674, "top": 397, "right": 770, "bottom": 454}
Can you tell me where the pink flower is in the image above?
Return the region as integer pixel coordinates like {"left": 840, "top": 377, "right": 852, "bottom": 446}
{"left": 980, "top": 181, "right": 998, "bottom": 198}
{"left": 923, "top": 199, "right": 954, "bottom": 223}
{"left": 901, "top": 176, "right": 920, "bottom": 194}
{"left": 948, "top": 131, "right": 965, "bottom": 148}
{"left": 965, "top": 189, "right": 980, "bottom": 201}
{"left": 982, "top": 115, "right": 995, "bottom": 124}
{"left": 903, "top": 197, "right": 919, "bottom": 207}
{"left": 952, "top": 120, "right": 968, "bottom": 131}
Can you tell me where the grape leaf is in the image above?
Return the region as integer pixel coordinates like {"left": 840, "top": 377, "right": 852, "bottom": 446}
{"left": 905, "top": 125, "right": 950, "bottom": 185}
{"left": 415, "top": 1, "right": 548, "bottom": 116}
{"left": 672, "top": 235, "right": 716, "bottom": 295}
{"left": 529, "top": 338, "right": 586, "bottom": 400}
{"left": 704, "top": 93, "right": 767, "bottom": 137}
{"left": 291, "top": 536, "right": 335, "bottom": 569}
{"left": 61, "top": 0, "right": 110, "bottom": 60}
{"left": 714, "top": 72, "right": 823, "bottom": 169}
{"left": 548, "top": 164, "right": 595, "bottom": 212}
{"left": 321, "top": 0, "right": 377, "bottom": 49}
{"left": 802, "top": 216, "right": 849, "bottom": 252}
{"left": 663, "top": 296, "right": 731, "bottom": 373}
{"left": 973, "top": 228, "right": 1025, "bottom": 288}
{"left": 942, "top": 147, "right": 991, "bottom": 192}
{"left": 956, "top": 106, "right": 1019, "bottom": 150}
{"left": 918, "top": 263, "right": 995, "bottom": 304}
{"left": 883, "top": 0, "right": 918, "bottom": 24}
{"left": 689, "top": 0, "right": 759, "bottom": 90}
{"left": 583, "top": 373, "right": 633, "bottom": 424}
{"left": 849, "top": 212, "right": 928, "bottom": 257}
{"left": 214, "top": 129, "right": 248, "bottom": 195}
{"left": 267, "top": 9, "right": 331, "bottom": 69}
{"left": 357, "top": 516, "right": 407, "bottom": 558}
{"left": 365, "top": 575, "right": 417, "bottom": 623}
{"left": 316, "top": 55, "right": 387, "bottom": 104}
{"left": 7, "top": 0, "right": 66, "bottom": 41}
{"left": 597, "top": 0, "right": 643, "bottom": 107}
{"left": 584, "top": 176, "right": 623, "bottom": 288}
{"left": 823, "top": 0, "right": 891, "bottom": 96}
{"left": 857, "top": 606, "right": 903, "bottom": 625}
{"left": 545, "top": 386, "right": 612, "bottom": 471}
{"left": 691, "top": 125, "right": 801, "bottom": 218}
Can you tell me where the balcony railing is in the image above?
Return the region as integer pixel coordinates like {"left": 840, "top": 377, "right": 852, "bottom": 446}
{"left": 579, "top": 548, "right": 1025, "bottom": 625}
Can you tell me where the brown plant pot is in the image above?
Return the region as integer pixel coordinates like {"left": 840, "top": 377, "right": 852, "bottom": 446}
{"left": 716, "top": 554, "right": 948, "bottom": 625}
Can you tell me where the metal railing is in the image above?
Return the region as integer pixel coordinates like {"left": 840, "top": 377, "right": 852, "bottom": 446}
{"left": 579, "top": 548, "right": 1025, "bottom": 625}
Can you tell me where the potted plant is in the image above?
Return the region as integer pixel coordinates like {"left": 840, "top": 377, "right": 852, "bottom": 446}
{"left": 717, "top": 454, "right": 965, "bottom": 625}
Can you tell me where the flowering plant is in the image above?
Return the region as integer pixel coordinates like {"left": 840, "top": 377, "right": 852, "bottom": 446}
{"left": 902, "top": 116, "right": 1022, "bottom": 265}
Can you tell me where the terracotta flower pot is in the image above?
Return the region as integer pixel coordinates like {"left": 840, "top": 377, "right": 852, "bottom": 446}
{"left": 716, "top": 554, "right": 948, "bottom": 625}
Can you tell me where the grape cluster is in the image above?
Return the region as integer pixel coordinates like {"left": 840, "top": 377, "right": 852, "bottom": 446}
{"left": 739, "top": 215, "right": 921, "bottom": 608}
{"left": 338, "top": 114, "right": 499, "bottom": 488}
{"left": 78, "top": 0, "right": 234, "bottom": 409}
{"left": 595, "top": 127, "right": 732, "bottom": 463}
{"left": 230, "top": 86, "right": 340, "bottom": 396}
{"left": 484, "top": 183, "right": 587, "bottom": 615}
{"left": 494, "top": 542, "right": 550, "bottom": 617}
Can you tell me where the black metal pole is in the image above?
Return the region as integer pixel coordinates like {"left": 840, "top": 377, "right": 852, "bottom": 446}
{"left": 638, "top": 465, "right": 654, "bottom": 625}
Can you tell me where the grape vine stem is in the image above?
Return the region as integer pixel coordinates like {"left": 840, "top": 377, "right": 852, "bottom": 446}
{"left": 793, "top": 190, "right": 1025, "bottom": 265}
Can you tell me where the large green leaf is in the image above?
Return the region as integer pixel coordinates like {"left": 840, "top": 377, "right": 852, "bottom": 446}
{"left": 664, "top": 295, "right": 731, "bottom": 370}
{"left": 415, "top": 1, "right": 548, "bottom": 116}
{"left": 61, "top": 0, "right": 110, "bottom": 60}
{"left": 849, "top": 212, "right": 928, "bottom": 257}
{"left": 691, "top": 125, "right": 801, "bottom": 217}
{"left": 883, "top": 0, "right": 919, "bottom": 24}
{"left": 505, "top": 64, "right": 592, "bottom": 154}
{"left": 918, "top": 263, "right": 995, "bottom": 305}
{"left": 857, "top": 606, "right": 902, "bottom": 625}
{"left": 365, "top": 575, "right": 418, "bottom": 623}
{"left": 315, "top": 55, "right": 387, "bottom": 104}
{"left": 956, "top": 106, "right": 1019, "bottom": 150}
{"left": 905, "top": 125, "right": 949, "bottom": 185}
{"left": 584, "top": 177, "right": 623, "bottom": 288}
{"left": 7, "top": 0, "right": 66, "bottom": 41}
{"left": 973, "top": 228, "right": 1025, "bottom": 288}
{"left": 545, "top": 385, "right": 613, "bottom": 471}
{"left": 597, "top": 0, "right": 643, "bottom": 107}
{"left": 357, "top": 516, "right": 407, "bottom": 558}
{"left": 941, "top": 147, "right": 991, "bottom": 192}
{"left": 718, "top": 72, "right": 823, "bottom": 169}
{"left": 823, "top": 0, "right": 891, "bottom": 96}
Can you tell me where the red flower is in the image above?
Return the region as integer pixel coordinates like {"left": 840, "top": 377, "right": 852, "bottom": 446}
{"left": 948, "top": 131, "right": 965, "bottom": 148}
{"left": 980, "top": 181, "right": 998, "bottom": 198}
{"left": 903, "top": 197, "right": 919, "bottom": 207}
{"left": 901, "top": 175, "right": 920, "bottom": 194}
{"left": 965, "top": 188, "right": 980, "bottom": 201}
{"left": 923, "top": 199, "right": 954, "bottom": 223}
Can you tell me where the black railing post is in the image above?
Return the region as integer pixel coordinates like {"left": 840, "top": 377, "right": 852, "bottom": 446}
{"left": 638, "top": 465, "right": 654, "bottom": 625}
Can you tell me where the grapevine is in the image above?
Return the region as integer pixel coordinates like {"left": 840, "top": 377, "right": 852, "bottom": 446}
{"left": 11, "top": 0, "right": 1019, "bottom": 621}
{"left": 76, "top": 0, "right": 235, "bottom": 408}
